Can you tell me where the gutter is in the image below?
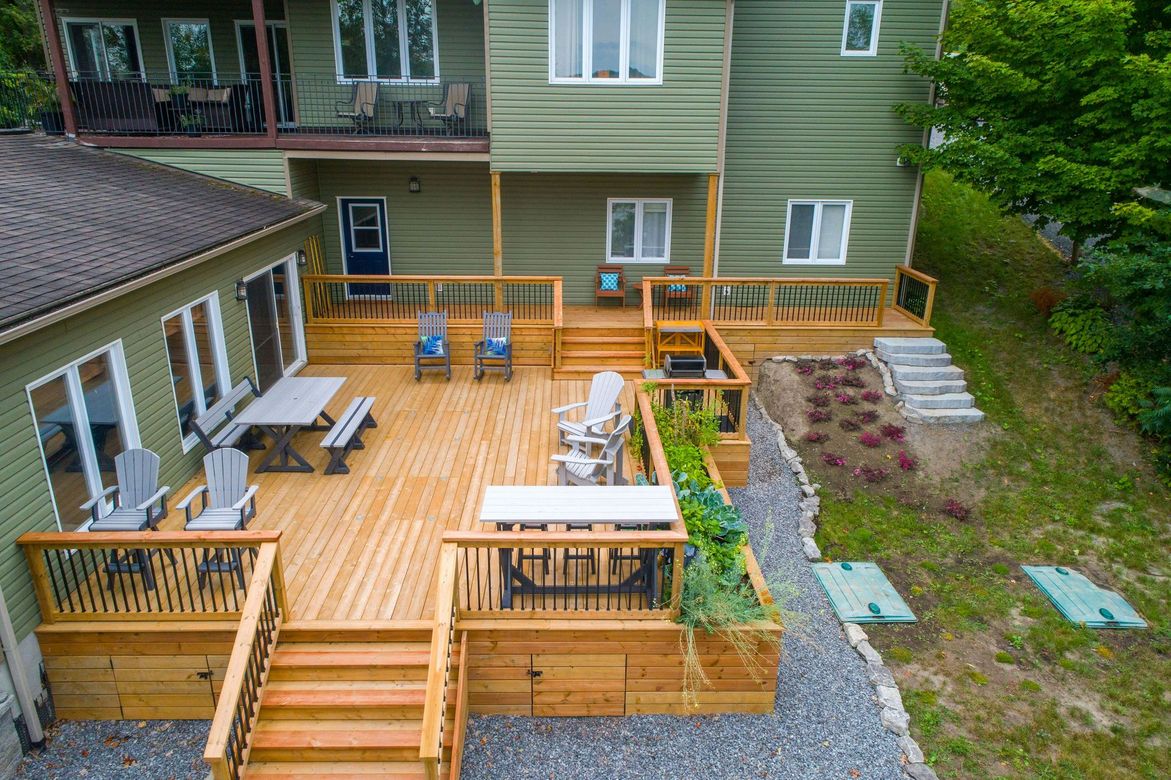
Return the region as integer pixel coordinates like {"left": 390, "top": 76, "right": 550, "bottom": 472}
{"left": 0, "top": 205, "right": 326, "bottom": 348}
{"left": 0, "top": 584, "right": 42, "bottom": 745}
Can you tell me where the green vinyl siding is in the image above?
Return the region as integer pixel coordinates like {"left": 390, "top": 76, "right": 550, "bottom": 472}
{"left": 313, "top": 160, "right": 494, "bottom": 275}
{"left": 716, "top": 0, "right": 939, "bottom": 282}
{"left": 284, "top": 0, "right": 487, "bottom": 130}
{"left": 487, "top": 0, "right": 725, "bottom": 173}
{"left": 502, "top": 173, "right": 708, "bottom": 302}
{"left": 116, "top": 148, "right": 289, "bottom": 194}
{"left": 0, "top": 223, "right": 312, "bottom": 640}
{"left": 52, "top": 0, "right": 285, "bottom": 78}
{"left": 287, "top": 157, "right": 325, "bottom": 240}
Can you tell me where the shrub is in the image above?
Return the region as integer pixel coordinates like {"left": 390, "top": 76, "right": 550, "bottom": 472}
{"left": 806, "top": 408, "right": 833, "bottom": 423}
{"left": 806, "top": 393, "right": 833, "bottom": 408}
{"left": 861, "top": 390, "right": 884, "bottom": 403}
{"left": 898, "top": 450, "right": 917, "bottom": 471}
{"left": 796, "top": 362, "right": 816, "bottom": 376}
{"left": 859, "top": 432, "right": 883, "bottom": 448}
{"left": 839, "top": 418, "right": 861, "bottom": 431}
{"left": 1104, "top": 371, "right": 1154, "bottom": 421}
{"left": 836, "top": 355, "right": 867, "bottom": 371}
{"left": 836, "top": 393, "right": 858, "bottom": 405}
{"left": 943, "top": 498, "right": 971, "bottom": 521}
{"left": 853, "top": 465, "right": 890, "bottom": 483}
{"left": 880, "top": 424, "right": 907, "bottom": 442}
{"left": 821, "top": 452, "right": 847, "bottom": 466}
{"left": 804, "top": 431, "right": 830, "bottom": 443}
{"left": 1029, "top": 287, "right": 1066, "bottom": 318}
{"left": 856, "top": 410, "right": 880, "bottom": 424}
{"left": 1049, "top": 300, "right": 1111, "bottom": 355}
{"left": 814, "top": 374, "right": 839, "bottom": 390}
{"left": 652, "top": 397, "right": 721, "bottom": 450}
{"left": 837, "top": 374, "right": 866, "bottom": 388}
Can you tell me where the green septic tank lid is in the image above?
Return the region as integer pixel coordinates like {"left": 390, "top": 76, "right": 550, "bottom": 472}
{"left": 1021, "top": 566, "right": 1147, "bottom": 629}
{"left": 811, "top": 562, "right": 916, "bottom": 624}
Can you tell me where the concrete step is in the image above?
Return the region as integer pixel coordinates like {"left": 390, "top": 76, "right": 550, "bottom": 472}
{"left": 888, "top": 364, "right": 965, "bottom": 382}
{"left": 906, "top": 406, "right": 986, "bottom": 425}
{"left": 903, "top": 392, "right": 976, "bottom": 410}
{"left": 873, "top": 337, "right": 947, "bottom": 355}
{"left": 894, "top": 378, "right": 968, "bottom": 395}
{"left": 876, "top": 350, "right": 953, "bottom": 367}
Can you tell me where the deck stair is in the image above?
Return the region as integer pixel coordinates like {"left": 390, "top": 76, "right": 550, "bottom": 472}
{"left": 555, "top": 323, "right": 647, "bottom": 380}
{"left": 246, "top": 626, "right": 459, "bottom": 779}
{"left": 875, "top": 337, "right": 985, "bottom": 424}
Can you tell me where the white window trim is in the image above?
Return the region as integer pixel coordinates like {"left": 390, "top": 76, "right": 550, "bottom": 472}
{"left": 329, "top": 0, "right": 441, "bottom": 84}
{"left": 161, "top": 293, "right": 231, "bottom": 453}
{"left": 548, "top": 0, "right": 665, "bottom": 85}
{"left": 348, "top": 202, "right": 385, "bottom": 252}
{"left": 606, "top": 198, "right": 672, "bottom": 263}
{"left": 243, "top": 255, "right": 308, "bottom": 381}
{"left": 233, "top": 19, "right": 289, "bottom": 80}
{"left": 61, "top": 17, "right": 145, "bottom": 81}
{"left": 782, "top": 199, "right": 853, "bottom": 265}
{"left": 163, "top": 18, "right": 219, "bottom": 82}
{"left": 840, "top": 0, "right": 882, "bottom": 57}
{"left": 25, "top": 340, "right": 141, "bottom": 531}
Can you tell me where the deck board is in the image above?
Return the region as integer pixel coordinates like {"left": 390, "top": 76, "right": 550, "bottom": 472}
{"left": 161, "top": 366, "right": 635, "bottom": 623}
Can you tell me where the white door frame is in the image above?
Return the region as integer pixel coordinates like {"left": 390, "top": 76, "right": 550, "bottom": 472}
{"left": 243, "top": 254, "right": 308, "bottom": 384}
{"left": 337, "top": 195, "right": 392, "bottom": 300}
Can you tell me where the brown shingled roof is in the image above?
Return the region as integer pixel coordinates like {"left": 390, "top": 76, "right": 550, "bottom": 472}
{"left": 0, "top": 133, "right": 321, "bottom": 332}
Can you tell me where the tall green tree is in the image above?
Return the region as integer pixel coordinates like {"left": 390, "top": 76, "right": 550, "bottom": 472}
{"left": 897, "top": 0, "right": 1171, "bottom": 256}
{"left": 0, "top": 0, "right": 43, "bottom": 71}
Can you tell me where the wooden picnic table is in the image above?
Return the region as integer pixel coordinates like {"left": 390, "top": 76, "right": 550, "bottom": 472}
{"left": 231, "top": 376, "right": 345, "bottom": 473}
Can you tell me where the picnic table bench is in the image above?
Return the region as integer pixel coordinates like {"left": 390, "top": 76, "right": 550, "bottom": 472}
{"left": 190, "top": 378, "right": 259, "bottom": 452}
{"left": 321, "top": 396, "right": 378, "bottom": 474}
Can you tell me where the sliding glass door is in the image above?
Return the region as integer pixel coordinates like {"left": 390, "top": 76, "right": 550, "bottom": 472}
{"left": 245, "top": 256, "right": 306, "bottom": 393}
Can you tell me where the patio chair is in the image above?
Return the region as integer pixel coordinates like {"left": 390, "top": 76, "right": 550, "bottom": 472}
{"left": 337, "top": 81, "right": 380, "bottom": 133}
{"left": 551, "top": 415, "right": 632, "bottom": 486}
{"left": 81, "top": 448, "right": 170, "bottom": 531}
{"left": 176, "top": 448, "right": 258, "bottom": 589}
{"left": 427, "top": 82, "right": 470, "bottom": 134}
{"left": 661, "top": 264, "right": 694, "bottom": 310}
{"left": 553, "top": 370, "right": 624, "bottom": 446}
{"left": 595, "top": 264, "right": 626, "bottom": 309}
{"left": 474, "top": 312, "right": 513, "bottom": 382}
{"left": 414, "top": 311, "right": 451, "bottom": 381}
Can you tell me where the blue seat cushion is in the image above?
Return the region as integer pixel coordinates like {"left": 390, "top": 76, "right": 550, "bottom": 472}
{"left": 486, "top": 337, "right": 509, "bottom": 356}
{"left": 421, "top": 335, "right": 445, "bottom": 355}
{"left": 667, "top": 275, "right": 687, "bottom": 293}
{"left": 599, "top": 272, "right": 621, "bottom": 292}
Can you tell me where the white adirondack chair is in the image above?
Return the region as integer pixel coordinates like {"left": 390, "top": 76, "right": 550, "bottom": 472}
{"left": 176, "top": 448, "right": 259, "bottom": 588}
{"left": 553, "top": 370, "right": 624, "bottom": 446}
{"left": 82, "top": 448, "right": 170, "bottom": 531}
{"left": 551, "top": 415, "right": 632, "bottom": 486}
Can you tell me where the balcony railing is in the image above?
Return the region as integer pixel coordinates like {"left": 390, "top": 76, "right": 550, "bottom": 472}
{"left": 0, "top": 71, "right": 59, "bottom": 131}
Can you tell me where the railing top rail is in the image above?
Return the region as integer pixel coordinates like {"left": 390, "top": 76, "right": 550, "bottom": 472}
{"left": 419, "top": 543, "right": 458, "bottom": 765}
{"left": 635, "top": 390, "right": 681, "bottom": 518}
{"left": 641, "top": 276, "right": 890, "bottom": 285}
{"left": 895, "top": 265, "right": 939, "bottom": 285}
{"left": 705, "top": 321, "right": 750, "bottom": 381}
{"left": 302, "top": 274, "right": 562, "bottom": 283}
{"left": 444, "top": 529, "right": 688, "bottom": 547}
{"left": 18, "top": 530, "right": 282, "bottom": 548}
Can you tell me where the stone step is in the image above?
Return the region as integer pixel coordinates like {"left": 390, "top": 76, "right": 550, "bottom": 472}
{"left": 873, "top": 337, "right": 946, "bottom": 355}
{"left": 887, "top": 364, "right": 965, "bottom": 382}
{"left": 906, "top": 406, "right": 986, "bottom": 425}
{"left": 876, "top": 350, "right": 953, "bottom": 367}
{"left": 894, "top": 378, "right": 968, "bottom": 395}
{"left": 903, "top": 392, "right": 976, "bottom": 410}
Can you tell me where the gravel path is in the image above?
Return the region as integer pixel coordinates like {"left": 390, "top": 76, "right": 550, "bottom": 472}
{"left": 16, "top": 719, "right": 209, "bottom": 779}
{"left": 462, "top": 402, "right": 906, "bottom": 780}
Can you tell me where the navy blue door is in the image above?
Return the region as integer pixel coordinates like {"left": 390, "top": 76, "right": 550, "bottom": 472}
{"left": 340, "top": 198, "right": 390, "bottom": 296}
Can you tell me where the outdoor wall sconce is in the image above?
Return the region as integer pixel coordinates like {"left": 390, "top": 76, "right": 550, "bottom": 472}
{"left": 409, "top": 176, "right": 422, "bottom": 193}
{"left": 235, "top": 280, "right": 248, "bottom": 301}
{"left": 295, "top": 249, "right": 308, "bottom": 267}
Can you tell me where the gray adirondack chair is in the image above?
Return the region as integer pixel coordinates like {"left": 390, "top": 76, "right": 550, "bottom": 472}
{"left": 414, "top": 311, "right": 451, "bottom": 381}
{"left": 82, "top": 448, "right": 170, "bottom": 531}
{"left": 474, "top": 312, "right": 513, "bottom": 382}
{"left": 176, "top": 448, "right": 258, "bottom": 588}
{"left": 551, "top": 415, "right": 632, "bottom": 486}
{"left": 553, "top": 370, "right": 624, "bottom": 446}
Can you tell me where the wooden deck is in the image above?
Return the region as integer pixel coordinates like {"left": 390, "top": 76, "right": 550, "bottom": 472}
{"left": 159, "top": 365, "right": 635, "bottom": 623}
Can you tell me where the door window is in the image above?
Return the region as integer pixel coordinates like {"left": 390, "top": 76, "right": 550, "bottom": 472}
{"left": 27, "top": 344, "right": 138, "bottom": 531}
{"left": 64, "top": 19, "right": 143, "bottom": 80}
{"left": 162, "top": 294, "right": 229, "bottom": 449}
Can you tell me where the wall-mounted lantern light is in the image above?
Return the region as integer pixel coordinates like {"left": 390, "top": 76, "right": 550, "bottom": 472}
{"left": 235, "top": 279, "right": 248, "bottom": 301}
{"left": 409, "top": 176, "right": 422, "bottom": 193}
{"left": 296, "top": 249, "right": 308, "bottom": 267}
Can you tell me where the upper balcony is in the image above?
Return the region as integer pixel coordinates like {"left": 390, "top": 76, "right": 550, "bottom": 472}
{"left": 32, "top": 0, "right": 489, "bottom": 153}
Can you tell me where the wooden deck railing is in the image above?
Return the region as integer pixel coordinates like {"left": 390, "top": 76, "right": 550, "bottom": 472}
{"left": 892, "top": 265, "right": 938, "bottom": 327}
{"left": 302, "top": 274, "right": 562, "bottom": 325}
{"left": 420, "top": 543, "right": 459, "bottom": 780}
{"left": 204, "top": 541, "right": 287, "bottom": 780}
{"left": 17, "top": 531, "right": 284, "bottom": 622}
{"left": 641, "top": 276, "right": 890, "bottom": 327}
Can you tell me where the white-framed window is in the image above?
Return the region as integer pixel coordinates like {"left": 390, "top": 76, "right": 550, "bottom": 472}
{"left": 841, "top": 0, "right": 881, "bottom": 56}
{"left": 549, "top": 0, "right": 664, "bottom": 84}
{"left": 783, "top": 200, "right": 852, "bottom": 264}
{"left": 26, "top": 342, "right": 140, "bottom": 532}
{"left": 164, "top": 19, "right": 218, "bottom": 81}
{"left": 62, "top": 18, "right": 144, "bottom": 80}
{"left": 607, "top": 198, "right": 672, "bottom": 263}
{"left": 331, "top": 0, "right": 439, "bottom": 82}
{"left": 162, "top": 294, "right": 230, "bottom": 452}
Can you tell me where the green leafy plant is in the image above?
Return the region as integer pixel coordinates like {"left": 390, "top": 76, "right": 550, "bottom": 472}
{"left": 1104, "top": 371, "right": 1156, "bottom": 421}
{"left": 673, "top": 471, "right": 747, "bottom": 578}
{"left": 1049, "top": 300, "right": 1111, "bottom": 354}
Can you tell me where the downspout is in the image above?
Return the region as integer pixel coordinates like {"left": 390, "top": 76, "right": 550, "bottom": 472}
{"left": 0, "top": 585, "right": 43, "bottom": 745}
{"left": 711, "top": 0, "right": 735, "bottom": 279}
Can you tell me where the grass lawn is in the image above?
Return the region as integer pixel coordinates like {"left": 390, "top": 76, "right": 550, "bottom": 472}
{"left": 813, "top": 172, "right": 1171, "bottom": 779}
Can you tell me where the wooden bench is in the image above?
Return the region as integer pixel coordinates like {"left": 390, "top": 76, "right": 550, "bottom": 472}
{"left": 189, "top": 378, "right": 259, "bottom": 453}
{"left": 321, "top": 396, "right": 377, "bottom": 475}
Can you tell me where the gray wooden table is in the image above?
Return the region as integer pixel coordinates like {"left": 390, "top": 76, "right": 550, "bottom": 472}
{"left": 231, "top": 376, "right": 345, "bottom": 473}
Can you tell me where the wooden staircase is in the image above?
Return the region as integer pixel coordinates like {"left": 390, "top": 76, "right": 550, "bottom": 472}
{"left": 555, "top": 325, "right": 647, "bottom": 380}
{"left": 246, "top": 626, "right": 462, "bottom": 779}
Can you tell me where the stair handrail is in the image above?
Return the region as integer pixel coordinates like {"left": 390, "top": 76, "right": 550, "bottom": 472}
{"left": 420, "top": 542, "right": 459, "bottom": 780}
{"left": 204, "top": 541, "right": 286, "bottom": 780}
